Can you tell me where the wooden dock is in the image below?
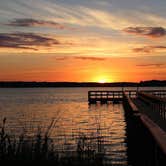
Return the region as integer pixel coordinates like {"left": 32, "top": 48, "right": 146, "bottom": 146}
{"left": 88, "top": 89, "right": 166, "bottom": 164}
{"left": 88, "top": 90, "right": 166, "bottom": 104}
{"left": 88, "top": 90, "right": 137, "bottom": 104}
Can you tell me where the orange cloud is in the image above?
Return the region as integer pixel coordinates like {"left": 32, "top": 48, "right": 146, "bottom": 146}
{"left": 73, "top": 56, "right": 106, "bottom": 61}
{"left": 133, "top": 45, "right": 166, "bottom": 53}
{"left": 54, "top": 56, "right": 106, "bottom": 61}
{"left": 136, "top": 63, "right": 165, "bottom": 67}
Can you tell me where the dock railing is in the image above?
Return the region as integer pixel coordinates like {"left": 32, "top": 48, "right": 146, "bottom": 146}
{"left": 88, "top": 90, "right": 166, "bottom": 104}
{"left": 123, "top": 91, "right": 139, "bottom": 115}
{"left": 88, "top": 91, "right": 121, "bottom": 104}
{"left": 138, "top": 92, "right": 166, "bottom": 120}
{"left": 143, "top": 90, "right": 166, "bottom": 98}
{"left": 88, "top": 90, "right": 137, "bottom": 104}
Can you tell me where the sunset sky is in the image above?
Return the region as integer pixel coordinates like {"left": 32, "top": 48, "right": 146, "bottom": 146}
{"left": 0, "top": 0, "right": 166, "bottom": 82}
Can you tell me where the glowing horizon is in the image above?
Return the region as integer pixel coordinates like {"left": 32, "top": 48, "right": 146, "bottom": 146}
{"left": 0, "top": 0, "right": 165, "bottom": 82}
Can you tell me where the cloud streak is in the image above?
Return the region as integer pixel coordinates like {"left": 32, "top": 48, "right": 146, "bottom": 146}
{"left": 136, "top": 63, "right": 165, "bottom": 67}
{"left": 74, "top": 56, "right": 106, "bottom": 61}
{"left": 0, "top": 33, "right": 60, "bottom": 50}
{"left": 133, "top": 45, "right": 166, "bottom": 53}
{"left": 5, "top": 18, "right": 71, "bottom": 30}
{"left": 123, "top": 27, "right": 166, "bottom": 38}
{"left": 54, "top": 56, "right": 106, "bottom": 61}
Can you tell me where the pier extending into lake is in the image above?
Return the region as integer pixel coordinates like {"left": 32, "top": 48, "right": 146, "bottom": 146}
{"left": 88, "top": 90, "right": 166, "bottom": 104}
{"left": 88, "top": 89, "right": 166, "bottom": 165}
{"left": 88, "top": 90, "right": 137, "bottom": 104}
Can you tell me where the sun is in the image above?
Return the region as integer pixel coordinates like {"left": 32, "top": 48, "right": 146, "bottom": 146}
{"left": 98, "top": 79, "right": 107, "bottom": 83}
{"left": 92, "top": 75, "right": 114, "bottom": 83}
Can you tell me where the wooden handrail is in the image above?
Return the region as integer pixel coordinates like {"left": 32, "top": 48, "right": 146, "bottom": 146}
{"left": 138, "top": 92, "right": 166, "bottom": 103}
{"left": 140, "top": 114, "right": 166, "bottom": 155}
{"left": 123, "top": 92, "right": 139, "bottom": 113}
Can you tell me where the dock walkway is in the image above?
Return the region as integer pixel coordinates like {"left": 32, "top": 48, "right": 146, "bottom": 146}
{"left": 133, "top": 98, "right": 166, "bottom": 132}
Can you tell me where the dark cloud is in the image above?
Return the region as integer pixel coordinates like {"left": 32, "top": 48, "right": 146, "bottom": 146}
{"left": 136, "top": 63, "right": 165, "bottom": 67}
{"left": 0, "top": 33, "right": 60, "bottom": 50}
{"left": 5, "top": 18, "right": 70, "bottom": 30}
{"left": 133, "top": 45, "right": 166, "bottom": 53}
{"left": 123, "top": 27, "right": 166, "bottom": 38}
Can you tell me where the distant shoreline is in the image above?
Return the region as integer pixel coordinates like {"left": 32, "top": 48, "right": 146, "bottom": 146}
{"left": 0, "top": 80, "right": 165, "bottom": 88}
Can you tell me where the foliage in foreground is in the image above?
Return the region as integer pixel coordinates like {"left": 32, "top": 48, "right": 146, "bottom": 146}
{"left": 0, "top": 118, "right": 105, "bottom": 165}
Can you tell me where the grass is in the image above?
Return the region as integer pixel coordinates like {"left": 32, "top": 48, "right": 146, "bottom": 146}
{"left": 0, "top": 118, "right": 58, "bottom": 161}
{"left": 0, "top": 118, "right": 107, "bottom": 165}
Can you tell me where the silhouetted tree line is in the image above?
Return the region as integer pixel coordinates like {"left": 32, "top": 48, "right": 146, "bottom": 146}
{"left": 0, "top": 80, "right": 165, "bottom": 88}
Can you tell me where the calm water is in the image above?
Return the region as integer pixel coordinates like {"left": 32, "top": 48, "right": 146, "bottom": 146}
{"left": 0, "top": 87, "right": 165, "bottom": 165}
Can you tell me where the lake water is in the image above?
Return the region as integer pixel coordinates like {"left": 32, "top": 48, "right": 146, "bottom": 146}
{"left": 0, "top": 87, "right": 165, "bottom": 165}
